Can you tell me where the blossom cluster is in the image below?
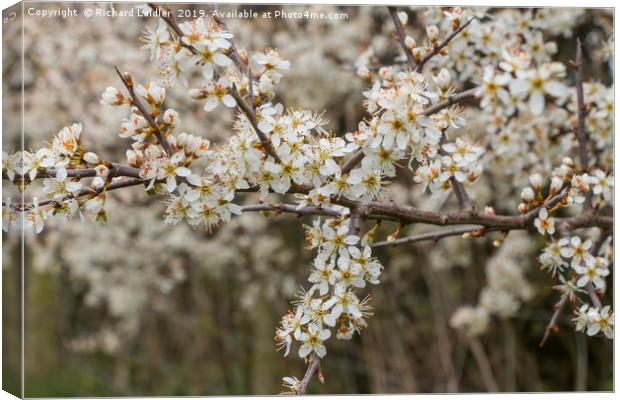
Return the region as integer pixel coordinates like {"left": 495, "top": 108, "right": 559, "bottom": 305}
{"left": 573, "top": 304, "right": 614, "bottom": 339}
{"left": 511, "top": 160, "right": 614, "bottom": 339}
{"left": 274, "top": 216, "right": 382, "bottom": 361}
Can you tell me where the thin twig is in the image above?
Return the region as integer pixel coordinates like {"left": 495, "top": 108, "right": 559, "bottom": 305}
{"left": 416, "top": 17, "right": 476, "bottom": 72}
{"left": 229, "top": 85, "right": 282, "bottom": 163}
{"left": 240, "top": 203, "right": 342, "bottom": 218}
{"left": 147, "top": 3, "right": 197, "bottom": 55}
{"left": 3, "top": 164, "right": 141, "bottom": 181}
{"left": 387, "top": 7, "right": 417, "bottom": 69}
{"left": 540, "top": 230, "right": 609, "bottom": 346}
{"left": 539, "top": 293, "right": 569, "bottom": 347}
{"left": 574, "top": 38, "right": 592, "bottom": 210}
{"left": 439, "top": 134, "right": 473, "bottom": 211}
{"left": 371, "top": 225, "right": 485, "bottom": 248}
{"left": 114, "top": 66, "right": 172, "bottom": 156}
{"left": 388, "top": 5, "right": 476, "bottom": 211}
{"left": 468, "top": 337, "right": 500, "bottom": 392}
{"left": 208, "top": 4, "right": 249, "bottom": 75}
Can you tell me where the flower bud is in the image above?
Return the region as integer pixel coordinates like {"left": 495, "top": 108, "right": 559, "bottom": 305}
{"left": 426, "top": 25, "right": 440, "bottom": 41}
{"left": 126, "top": 149, "right": 144, "bottom": 167}
{"left": 529, "top": 173, "right": 543, "bottom": 190}
{"left": 163, "top": 109, "right": 179, "bottom": 125}
{"left": 82, "top": 152, "right": 100, "bottom": 165}
{"left": 562, "top": 157, "right": 575, "bottom": 168}
{"left": 356, "top": 65, "right": 371, "bottom": 80}
{"left": 404, "top": 35, "right": 416, "bottom": 49}
{"left": 84, "top": 197, "right": 103, "bottom": 213}
{"left": 520, "top": 187, "right": 535, "bottom": 202}
{"left": 398, "top": 11, "right": 408, "bottom": 26}
{"left": 177, "top": 132, "right": 189, "bottom": 148}
{"left": 378, "top": 67, "right": 393, "bottom": 80}
{"left": 518, "top": 203, "right": 529, "bottom": 213}
{"left": 188, "top": 88, "right": 206, "bottom": 100}
{"left": 95, "top": 164, "right": 110, "bottom": 178}
{"left": 91, "top": 176, "right": 105, "bottom": 188}
{"left": 101, "top": 87, "right": 125, "bottom": 106}
{"left": 549, "top": 176, "right": 564, "bottom": 195}
{"left": 434, "top": 68, "right": 452, "bottom": 89}
{"left": 412, "top": 47, "right": 424, "bottom": 61}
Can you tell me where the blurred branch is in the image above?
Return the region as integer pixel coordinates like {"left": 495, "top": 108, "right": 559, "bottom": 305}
{"left": 468, "top": 338, "right": 500, "bottom": 392}
{"left": 539, "top": 293, "right": 569, "bottom": 348}
{"left": 574, "top": 38, "right": 593, "bottom": 210}
{"left": 387, "top": 7, "right": 417, "bottom": 69}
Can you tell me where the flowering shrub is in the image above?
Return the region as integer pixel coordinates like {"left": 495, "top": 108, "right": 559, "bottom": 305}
{"left": 2, "top": 4, "right": 613, "bottom": 394}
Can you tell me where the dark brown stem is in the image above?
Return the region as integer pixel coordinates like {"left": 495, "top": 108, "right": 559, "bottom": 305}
{"left": 575, "top": 38, "right": 592, "bottom": 210}
{"left": 240, "top": 203, "right": 341, "bottom": 218}
{"left": 575, "top": 38, "right": 589, "bottom": 171}
{"left": 4, "top": 164, "right": 141, "bottom": 181}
